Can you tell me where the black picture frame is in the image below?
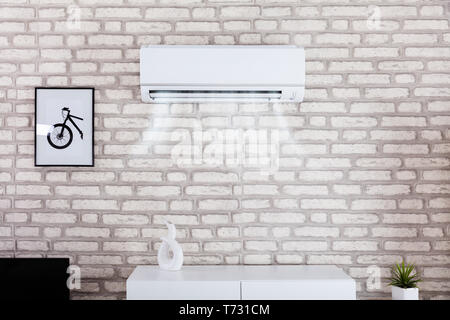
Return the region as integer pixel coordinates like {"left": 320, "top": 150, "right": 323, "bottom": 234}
{"left": 34, "top": 87, "right": 95, "bottom": 167}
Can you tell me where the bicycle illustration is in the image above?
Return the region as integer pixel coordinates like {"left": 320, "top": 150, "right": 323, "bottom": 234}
{"left": 47, "top": 107, "right": 84, "bottom": 149}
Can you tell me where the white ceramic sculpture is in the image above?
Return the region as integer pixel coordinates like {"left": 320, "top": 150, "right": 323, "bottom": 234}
{"left": 157, "top": 220, "right": 184, "bottom": 271}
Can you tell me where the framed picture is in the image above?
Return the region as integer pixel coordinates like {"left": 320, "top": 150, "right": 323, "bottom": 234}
{"left": 35, "top": 87, "right": 94, "bottom": 167}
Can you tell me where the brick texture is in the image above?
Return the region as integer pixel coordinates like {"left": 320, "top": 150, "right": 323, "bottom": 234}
{"left": 0, "top": 0, "right": 449, "bottom": 300}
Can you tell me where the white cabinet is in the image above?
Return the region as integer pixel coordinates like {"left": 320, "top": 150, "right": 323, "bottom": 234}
{"left": 241, "top": 279, "right": 355, "bottom": 300}
{"left": 127, "top": 265, "right": 356, "bottom": 300}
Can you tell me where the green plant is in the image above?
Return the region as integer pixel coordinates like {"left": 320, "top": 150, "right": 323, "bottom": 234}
{"left": 389, "top": 261, "right": 422, "bottom": 289}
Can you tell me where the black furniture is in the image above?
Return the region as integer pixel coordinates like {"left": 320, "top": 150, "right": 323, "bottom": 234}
{"left": 0, "top": 258, "right": 70, "bottom": 300}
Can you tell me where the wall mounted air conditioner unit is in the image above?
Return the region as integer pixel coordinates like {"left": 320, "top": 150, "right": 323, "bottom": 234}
{"left": 140, "top": 45, "right": 305, "bottom": 103}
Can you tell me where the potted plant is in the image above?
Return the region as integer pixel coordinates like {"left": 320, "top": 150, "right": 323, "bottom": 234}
{"left": 389, "top": 261, "right": 422, "bottom": 300}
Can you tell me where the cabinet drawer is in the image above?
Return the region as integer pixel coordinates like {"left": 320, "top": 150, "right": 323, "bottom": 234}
{"left": 241, "top": 280, "right": 356, "bottom": 300}
{"left": 127, "top": 280, "right": 241, "bottom": 300}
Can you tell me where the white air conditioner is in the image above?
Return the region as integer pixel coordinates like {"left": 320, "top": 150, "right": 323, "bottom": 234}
{"left": 140, "top": 45, "right": 305, "bottom": 103}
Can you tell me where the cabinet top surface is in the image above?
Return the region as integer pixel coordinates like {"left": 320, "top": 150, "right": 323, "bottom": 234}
{"left": 128, "top": 265, "right": 353, "bottom": 282}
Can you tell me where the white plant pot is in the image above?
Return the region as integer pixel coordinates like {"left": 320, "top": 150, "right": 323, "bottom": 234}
{"left": 391, "top": 286, "right": 419, "bottom": 300}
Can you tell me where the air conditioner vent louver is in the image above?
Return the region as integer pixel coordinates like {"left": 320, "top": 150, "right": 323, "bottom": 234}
{"left": 140, "top": 45, "right": 305, "bottom": 103}
{"left": 148, "top": 90, "right": 283, "bottom": 102}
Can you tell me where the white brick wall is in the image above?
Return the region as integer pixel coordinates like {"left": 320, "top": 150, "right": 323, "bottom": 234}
{"left": 0, "top": 0, "right": 449, "bottom": 300}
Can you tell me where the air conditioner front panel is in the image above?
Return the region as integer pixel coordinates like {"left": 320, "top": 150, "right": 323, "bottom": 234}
{"left": 140, "top": 46, "right": 305, "bottom": 103}
{"left": 140, "top": 46, "right": 305, "bottom": 87}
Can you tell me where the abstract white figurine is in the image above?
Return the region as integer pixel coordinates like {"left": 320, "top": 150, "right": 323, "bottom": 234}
{"left": 157, "top": 220, "right": 183, "bottom": 271}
